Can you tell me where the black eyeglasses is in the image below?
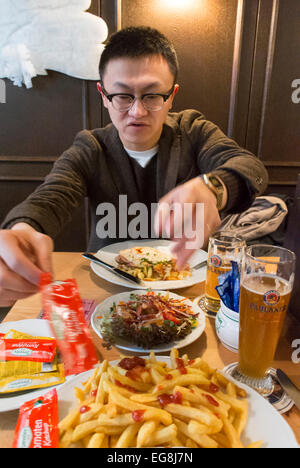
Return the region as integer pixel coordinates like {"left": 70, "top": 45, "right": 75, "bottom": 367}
{"left": 100, "top": 83, "right": 175, "bottom": 112}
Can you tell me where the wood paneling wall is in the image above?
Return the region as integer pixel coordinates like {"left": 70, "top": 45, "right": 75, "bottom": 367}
{"left": 0, "top": 0, "right": 299, "bottom": 251}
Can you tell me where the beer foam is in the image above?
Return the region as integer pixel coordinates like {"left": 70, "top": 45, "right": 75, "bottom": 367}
{"left": 242, "top": 274, "right": 291, "bottom": 295}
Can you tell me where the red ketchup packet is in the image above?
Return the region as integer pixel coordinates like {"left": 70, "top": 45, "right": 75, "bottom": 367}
{"left": 12, "top": 389, "right": 59, "bottom": 448}
{"left": 40, "top": 273, "right": 98, "bottom": 376}
{"left": 0, "top": 338, "right": 57, "bottom": 362}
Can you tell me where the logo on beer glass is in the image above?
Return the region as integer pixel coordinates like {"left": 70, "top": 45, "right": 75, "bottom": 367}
{"left": 263, "top": 290, "right": 280, "bottom": 306}
{"left": 211, "top": 255, "right": 222, "bottom": 267}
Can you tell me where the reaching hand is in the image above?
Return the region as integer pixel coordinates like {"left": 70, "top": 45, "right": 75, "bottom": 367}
{"left": 154, "top": 177, "right": 222, "bottom": 269}
{"left": 0, "top": 223, "right": 53, "bottom": 307}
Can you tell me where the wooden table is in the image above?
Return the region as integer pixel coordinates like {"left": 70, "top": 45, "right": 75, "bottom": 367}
{"left": 0, "top": 252, "right": 299, "bottom": 448}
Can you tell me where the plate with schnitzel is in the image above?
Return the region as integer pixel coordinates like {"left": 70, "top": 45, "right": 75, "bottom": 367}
{"left": 89, "top": 239, "right": 207, "bottom": 290}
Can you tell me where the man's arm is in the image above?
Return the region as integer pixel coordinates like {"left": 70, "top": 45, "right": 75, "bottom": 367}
{"left": 187, "top": 111, "right": 268, "bottom": 212}
{"left": 1, "top": 130, "right": 98, "bottom": 237}
{"left": 155, "top": 111, "right": 269, "bottom": 267}
{"left": 0, "top": 130, "right": 99, "bottom": 306}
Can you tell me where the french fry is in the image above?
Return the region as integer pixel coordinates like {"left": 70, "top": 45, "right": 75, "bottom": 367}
{"left": 215, "top": 371, "right": 247, "bottom": 398}
{"left": 115, "top": 422, "right": 141, "bottom": 448}
{"left": 170, "top": 348, "right": 179, "bottom": 369}
{"left": 175, "top": 385, "right": 229, "bottom": 418}
{"left": 58, "top": 407, "right": 80, "bottom": 435}
{"left": 246, "top": 441, "right": 263, "bottom": 449}
{"left": 87, "top": 432, "right": 105, "bottom": 448}
{"left": 59, "top": 428, "right": 74, "bottom": 448}
{"left": 185, "top": 438, "right": 198, "bottom": 448}
{"left": 130, "top": 393, "right": 158, "bottom": 404}
{"left": 220, "top": 415, "right": 244, "bottom": 448}
{"left": 144, "top": 424, "right": 177, "bottom": 447}
{"left": 97, "top": 413, "right": 133, "bottom": 426}
{"left": 104, "top": 381, "right": 172, "bottom": 426}
{"left": 83, "top": 367, "right": 99, "bottom": 394}
{"left": 71, "top": 420, "right": 101, "bottom": 443}
{"left": 74, "top": 386, "right": 85, "bottom": 402}
{"left": 148, "top": 351, "right": 157, "bottom": 363}
{"left": 150, "top": 366, "right": 165, "bottom": 384}
{"left": 152, "top": 373, "right": 210, "bottom": 393}
{"left": 79, "top": 403, "right": 103, "bottom": 424}
{"left": 108, "top": 367, "right": 151, "bottom": 392}
{"left": 233, "top": 399, "right": 248, "bottom": 436}
{"left": 174, "top": 418, "right": 218, "bottom": 448}
{"left": 109, "top": 434, "right": 119, "bottom": 448}
{"left": 58, "top": 347, "right": 261, "bottom": 449}
{"left": 187, "top": 421, "right": 218, "bottom": 448}
{"left": 137, "top": 420, "right": 156, "bottom": 448}
{"left": 166, "top": 403, "right": 222, "bottom": 432}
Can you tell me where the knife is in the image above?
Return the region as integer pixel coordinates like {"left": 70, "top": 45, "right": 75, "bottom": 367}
{"left": 192, "top": 260, "right": 207, "bottom": 270}
{"left": 276, "top": 369, "right": 300, "bottom": 410}
{"left": 82, "top": 253, "right": 141, "bottom": 285}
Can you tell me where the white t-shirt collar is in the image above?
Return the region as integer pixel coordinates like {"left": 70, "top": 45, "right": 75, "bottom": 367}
{"left": 124, "top": 145, "right": 158, "bottom": 168}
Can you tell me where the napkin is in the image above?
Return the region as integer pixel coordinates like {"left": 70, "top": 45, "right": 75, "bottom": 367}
{"left": 215, "top": 261, "right": 240, "bottom": 312}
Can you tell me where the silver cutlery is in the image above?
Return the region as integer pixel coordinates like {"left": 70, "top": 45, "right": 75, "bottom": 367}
{"left": 82, "top": 253, "right": 141, "bottom": 284}
{"left": 276, "top": 369, "right": 300, "bottom": 410}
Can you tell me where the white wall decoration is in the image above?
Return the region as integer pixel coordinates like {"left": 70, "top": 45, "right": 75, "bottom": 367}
{"left": 0, "top": 0, "right": 108, "bottom": 88}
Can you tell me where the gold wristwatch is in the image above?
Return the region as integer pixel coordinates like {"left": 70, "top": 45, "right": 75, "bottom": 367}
{"left": 200, "top": 173, "right": 224, "bottom": 210}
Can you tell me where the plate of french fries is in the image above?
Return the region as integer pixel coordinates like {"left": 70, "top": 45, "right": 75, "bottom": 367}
{"left": 57, "top": 348, "right": 299, "bottom": 448}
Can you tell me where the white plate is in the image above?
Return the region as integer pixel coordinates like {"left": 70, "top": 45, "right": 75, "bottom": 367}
{"left": 57, "top": 356, "right": 299, "bottom": 449}
{"left": 0, "top": 319, "right": 73, "bottom": 412}
{"left": 91, "top": 289, "right": 206, "bottom": 353}
{"left": 90, "top": 239, "right": 208, "bottom": 290}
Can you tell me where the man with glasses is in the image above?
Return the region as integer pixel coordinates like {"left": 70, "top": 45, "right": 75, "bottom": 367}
{"left": 0, "top": 26, "right": 268, "bottom": 307}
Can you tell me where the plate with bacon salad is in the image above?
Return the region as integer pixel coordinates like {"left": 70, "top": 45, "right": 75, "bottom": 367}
{"left": 91, "top": 290, "right": 206, "bottom": 353}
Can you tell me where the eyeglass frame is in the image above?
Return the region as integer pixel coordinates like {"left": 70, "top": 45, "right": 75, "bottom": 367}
{"left": 98, "top": 81, "right": 176, "bottom": 112}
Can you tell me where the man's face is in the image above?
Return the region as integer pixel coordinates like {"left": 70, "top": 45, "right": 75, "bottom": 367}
{"left": 100, "top": 55, "right": 178, "bottom": 151}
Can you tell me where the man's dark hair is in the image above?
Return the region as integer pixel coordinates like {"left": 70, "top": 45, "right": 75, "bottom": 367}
{"left": 99, "top": 26, "right": 179, "bottom": 82}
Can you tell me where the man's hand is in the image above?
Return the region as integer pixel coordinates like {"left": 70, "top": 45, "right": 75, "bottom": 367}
{"left": 154, "top": 177, "right": 223, "bottom": 268}
{"left": 0, "top": 223, "right": 53, "bottom": 307}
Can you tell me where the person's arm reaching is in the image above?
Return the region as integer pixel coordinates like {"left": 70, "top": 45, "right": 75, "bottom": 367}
{"left": 155, "top": 112, "right": 269, "bottom": 268}
{"left": 0, "top": 223, "right": 53, "bottom": 307}
{"left": 0, "top": 130, "right": 98, "bottom": 306}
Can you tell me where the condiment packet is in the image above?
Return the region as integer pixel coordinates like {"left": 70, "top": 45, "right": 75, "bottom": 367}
{"left": 0, "top": 363, "right": 65, "bottom": 394}
{"left": 0, "top": 338, "right": 56, "bottom": 362}
{"left": 216, "top": 261, "right": 240, "bottom": 312}
{"left": 0, "top": 356, "right": 57, "bottom": 379}
{"left": 40, "top": 273, "right": 98, "bottom": 376}
{"left": 13, "top": 388, "right": 59, "bottom": 448}
{"left": 3, "top": 329, "right": 52, "bottom": 340}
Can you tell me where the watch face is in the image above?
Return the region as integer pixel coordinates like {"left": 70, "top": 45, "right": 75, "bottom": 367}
{"left": 210, "top": 176, "right": 222, "bottom": 188}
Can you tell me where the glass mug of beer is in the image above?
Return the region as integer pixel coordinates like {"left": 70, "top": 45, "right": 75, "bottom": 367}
{"left": 232, "top": 244, "right": 296, "bottom": 395}
{"left": 204, "top": 232, "right": 246, "bottom": 314}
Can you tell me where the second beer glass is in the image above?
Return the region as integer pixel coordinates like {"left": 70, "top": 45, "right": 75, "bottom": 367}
{"left": 204, "top": 232, "right": 245, "bottom": 314}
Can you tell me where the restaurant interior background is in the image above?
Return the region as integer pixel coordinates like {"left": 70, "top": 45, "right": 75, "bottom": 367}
{"left": 0, "top": 0, "right": 299, "bottom": 315}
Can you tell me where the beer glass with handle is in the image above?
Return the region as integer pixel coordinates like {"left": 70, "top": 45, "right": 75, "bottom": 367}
{"left": 232, "top": 244, "right": 296, "bottom": 395}
{"left": 204, "top": 232, "right": 246, "bottom": 315}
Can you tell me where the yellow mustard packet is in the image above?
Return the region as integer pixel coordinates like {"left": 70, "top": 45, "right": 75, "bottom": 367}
{"left": 0, "top": 329, "right": 64, "bottom": 393}
{"left": 3, "top": 329, "right": 54, "bottom": 340}
{"left": 0, "top": 363, "right": 65, "bottom": 394}
{"left": 0, "top": 356, "right": 58, "bottom": 379}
